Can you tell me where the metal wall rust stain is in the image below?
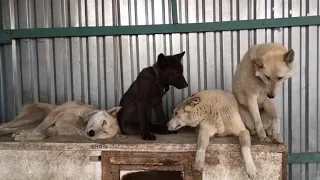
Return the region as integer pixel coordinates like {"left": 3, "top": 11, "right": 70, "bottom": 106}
{"left": 101, "top": 151, "right": 204, "bottom": 180}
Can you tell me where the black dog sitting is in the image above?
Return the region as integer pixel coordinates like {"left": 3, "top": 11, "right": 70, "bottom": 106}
{"left": 117, "top": 52, "right": 188, "bottom": 140}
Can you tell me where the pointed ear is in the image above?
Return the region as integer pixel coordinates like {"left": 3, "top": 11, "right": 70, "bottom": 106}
{"left": 284, "top": 49, "right": 294, "bottom": 65}
{"left": 107, "top": 106, "right": 122, "bottom": 118}
{"left": 157, "top": 53, "right": 167, "bottom": 68}
{"left": 252, "top": 58, "right": 263, "bottom": 69}
{"left": 184, "top": 96, "right": 200, "bottom": 112}
{"left": 174, "top": 51, "right": 185, "bottom": 61}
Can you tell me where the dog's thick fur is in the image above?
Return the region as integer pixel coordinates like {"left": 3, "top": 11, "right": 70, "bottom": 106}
{"left": 232, "top": 43, "right": 295, "bottom": 143}
{"left": 0, "top": 100, "right": 122, "bottom": 141}
{"left": 118, "top": 52, "right": 188, "bottom": 140}
{"left": 167, "top": 90, "right": 257, "bottom": 179}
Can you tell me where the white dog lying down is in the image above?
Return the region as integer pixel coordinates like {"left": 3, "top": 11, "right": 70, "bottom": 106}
{"left": 167, "top": 90, "right": 257, "bottom": 179}
{"left": 0, "top": 100, "right": 122, "bottom": 141}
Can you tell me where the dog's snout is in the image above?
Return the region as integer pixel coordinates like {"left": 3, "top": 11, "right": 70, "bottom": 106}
{"left": 182, "top": 82, "right": 188, "bottom": 88}
{"left": 87, "top": 130, "right": 95, "bottom": 137}
{"left": 267, "top": 94, "right": 275, "bottom": 99}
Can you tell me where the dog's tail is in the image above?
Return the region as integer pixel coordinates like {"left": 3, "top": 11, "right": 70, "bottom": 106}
{"left": 0, "top": 103, "right": 55, "bottom": 129}
{"left": 239, "top": 130, "right": 258, "bottom": 179}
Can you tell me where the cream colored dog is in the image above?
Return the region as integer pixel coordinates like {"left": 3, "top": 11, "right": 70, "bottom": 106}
{"left": 0, "top": 100, "right": 122, "bottom": 141}
{"left": 232, "top": 43, "right": 295, "bottom": 143}
{"left": 167, "top": 90, "right": 257, "bottom": 179}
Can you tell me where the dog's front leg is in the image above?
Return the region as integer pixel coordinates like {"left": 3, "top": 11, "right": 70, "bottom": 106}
{"left": 137, "top": 101, "right": 156, "bottom": 141}
{"left": 263, "top": 98, "right": 283, "bottom": 143}
{"left": 154, "top": 100, "right": 167, "bottom": 125}
{"left": 247, "top": 97, "right": 271, "bottom": 143}
{"left": 194, "top": 129, "right": 211, "bottom": 172}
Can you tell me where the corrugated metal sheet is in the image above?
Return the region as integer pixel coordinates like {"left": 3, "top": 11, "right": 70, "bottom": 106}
{"left": 0, "top": 0, "right": 319, "bottom": 179}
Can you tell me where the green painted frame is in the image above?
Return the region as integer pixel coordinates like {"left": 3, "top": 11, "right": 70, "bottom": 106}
{"left": 0, "top": 16, "right": 320, "bottom": 44}
{"left": 0, "top": 0, "right": 320, "bottom": 165}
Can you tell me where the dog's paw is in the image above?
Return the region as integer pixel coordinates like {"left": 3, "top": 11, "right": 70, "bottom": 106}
{"left": 246, "top": 164, "right": 258, "bottom": 179}
{"left": 142, "top": 133, "right": 156, "bottom": 141}
{"left": 116, "top": 134, "right": 128, "bottom": 138}
{"left": 193, "top": 160, "right": 204, "bottom": 172}
{"left": 259, "top": 136, "right": 272, "bottom": 143}
{"left": 13, "top": 130, "right": 29, "bottom": 141}
{"left": 272, "top": 133, "right": 283, "bottom": 144}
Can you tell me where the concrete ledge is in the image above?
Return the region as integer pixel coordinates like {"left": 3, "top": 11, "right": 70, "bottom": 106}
{"left": 0, "top": 132, "right": 286, "bottom": 153}
{"left": 0, "top": 131, "right": 286, "bottom": 180}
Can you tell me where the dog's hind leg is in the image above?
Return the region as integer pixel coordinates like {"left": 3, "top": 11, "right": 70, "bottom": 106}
{"left": 230, "top": 113, "right": 257, "bottom": 179}
{"left": 0, "top": 124, "right": 38, "bottom": 136}
{"left": 13, "top": 127, "right": 57, "bottom": 141}
{"left": 0, "top": 103, "right": 54, "bottom": 129}
{"left": 118, "top": 106, "right": 143, "bottom": 135}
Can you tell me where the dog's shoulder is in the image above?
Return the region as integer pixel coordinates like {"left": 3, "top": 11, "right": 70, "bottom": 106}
{"left": 137, "top": 67, "right": 155, "bottom": 80}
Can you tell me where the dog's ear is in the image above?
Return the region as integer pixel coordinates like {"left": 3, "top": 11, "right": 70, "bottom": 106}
{"left": 173, "top": 51, "right": 185, "bottom": 61}
{"left": 157, "top": 53, "right": 167, "bottom": 69}
{"left": 107, "top": 106, "right": 122, "bottom": 118}
{"left": 185, "top": 96, "right": 200, "bottom": 112}
{"left": 284, "top": 49, "right": 295, "bottom": 65}
{"left": 252, "top": 58, "right": 263, "bottom": 69}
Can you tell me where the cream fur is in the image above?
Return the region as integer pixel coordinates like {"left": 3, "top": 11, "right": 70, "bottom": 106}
{"left": 232, "top": 43, "right": 295, "bottom": 143}
{"left": 167, "top": 90, "right": 257, "bottom": 179}
{"left": 0, "top": 100, "right": 122, "bottom": 141}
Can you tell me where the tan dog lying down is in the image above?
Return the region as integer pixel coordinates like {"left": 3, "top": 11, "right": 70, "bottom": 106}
{"left": 167, "top": 90, "right": 257, "bottom": 179}
{"left": 0, "top": 100, "right": 122, "bottom": 141}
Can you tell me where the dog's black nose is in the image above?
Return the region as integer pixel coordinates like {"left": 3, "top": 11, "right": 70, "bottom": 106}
{"left": 183, "top": 82, "right": 188, "bottom": 87}
{"left": 88, "top": 130, "right": 95, "bottom": 137}
{"left": 267, "top": 94, "right": 275, "bottom": 99}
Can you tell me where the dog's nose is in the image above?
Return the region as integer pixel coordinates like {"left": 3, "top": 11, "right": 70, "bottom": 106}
{"left": 183, "top": 82, "right": 188, "bottom": 87}
{"left": 267, "top": 94, "right": 275, "bottom": 99}
{"left": 87, "top": 130, "right": 95, "bottom": 137}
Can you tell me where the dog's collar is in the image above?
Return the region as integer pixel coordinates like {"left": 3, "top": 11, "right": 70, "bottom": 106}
{"left": 152, "top": 65, "right": 169, "bottom": 93}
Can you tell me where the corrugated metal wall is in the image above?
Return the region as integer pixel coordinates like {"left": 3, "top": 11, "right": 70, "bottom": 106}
{"left": 0, "top": 0, "right": 319, "bottom": 179}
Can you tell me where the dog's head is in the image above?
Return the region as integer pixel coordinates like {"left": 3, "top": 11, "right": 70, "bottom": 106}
{"left": 84, "top": 106, "right": 122, "bottom": 140}
{"left": 167, "top": 96, "right": 202, "bottom": 131}
{"left": 156, "top": 51, "right": 188, "bottom": 89}
{"left": 252, "top": 49, "right": 295, "bottom": 98}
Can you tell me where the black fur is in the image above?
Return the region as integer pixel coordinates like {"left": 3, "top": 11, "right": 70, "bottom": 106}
{"left": 117, "top": 52, "right": 188, "bottom": 140}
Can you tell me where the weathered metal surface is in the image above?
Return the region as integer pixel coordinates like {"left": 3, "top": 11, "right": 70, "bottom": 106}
{"left": 0, "top": 0, "right": 319, "bottom": 179}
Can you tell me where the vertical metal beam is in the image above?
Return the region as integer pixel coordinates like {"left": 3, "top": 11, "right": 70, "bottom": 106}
{"left": 171, "top": 0, "right": 178, "bottom": 24}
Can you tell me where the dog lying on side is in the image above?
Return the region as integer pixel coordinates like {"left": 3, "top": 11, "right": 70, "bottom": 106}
{"left": 0, "top": 100, "right": 122, "bottom": 141}
{"left": 167, "top": 90, "right": 257, "bottom": 179}
{"left": 232, "top": 43, "right": 295, "bottom": 143}
{"left": 117, "top": 52, "right": 188, "bottom": 140}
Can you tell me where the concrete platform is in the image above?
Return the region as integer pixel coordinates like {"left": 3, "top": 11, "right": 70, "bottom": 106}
{"left": 0, "top": 131, "right": 286, "bottom": 180}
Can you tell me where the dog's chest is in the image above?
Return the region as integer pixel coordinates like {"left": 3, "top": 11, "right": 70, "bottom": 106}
{"left": 147, "top": 85, "right": 168, "bottom": 105}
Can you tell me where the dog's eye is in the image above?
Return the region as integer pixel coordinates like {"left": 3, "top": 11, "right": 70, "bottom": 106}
{"left": 102, "top": 120, "right": 107, "bottom": 126}
{"left": 265, "top": 75, "right": 270, "bottom": 80}
{"left": 174, "top": 112, "right": 177, "bottom": 115}
{"left": 278, "top": 76, "right": 283, "bottom": 80}
{"left": 173, "top": 71, "right": 179, "bottom": 77}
